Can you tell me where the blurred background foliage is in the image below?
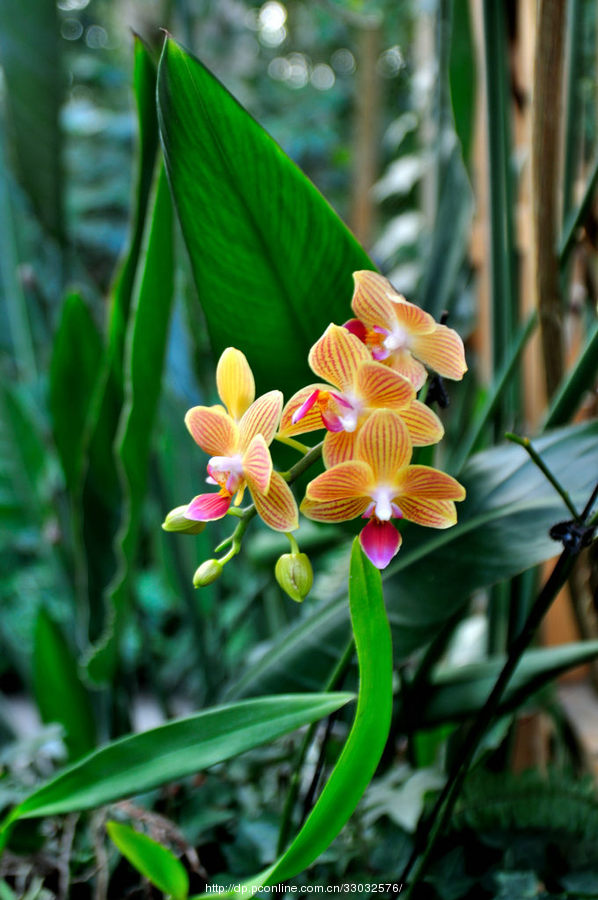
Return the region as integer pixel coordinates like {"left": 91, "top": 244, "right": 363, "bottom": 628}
{"left": 1, "top": 0, "right": 598, "bottom": 896}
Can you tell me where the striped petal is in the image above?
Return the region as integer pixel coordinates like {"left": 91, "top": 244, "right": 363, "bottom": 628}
{"left": 251, "top": 470, "right": 299, "bottom": 532}
{"left": 300, "top": 495, "right": 370, "bottom": 523}
{"left": 239, "top": 390, "right": 283, "bottom": 448}
{"left": 305, "top": 460, "right": 373, "bottom": 502}
{"left": 397, "top": 400, "right": 444, "bottom": 446}
{"left": 356, "top": 410, "right": 412, "bottom": 481}
{"left": 411, "top": 324, "right": 467, "bottom": 381}
{"left": 243, "top": 434, "right": 272, "bottom": 495}
{"left": 401, "top": 465, "right": 466, "bottom": 500}
{"left": 355, "top": 360, "right": 415, "bottom": 410}
{"left": 399, "top": 497, "right": 457, "bottom": 528}
{"left": 186, "top": 491, "right": 232, "bottom": 521}
{"left": 322, "top": 429, "right": 358, "bottom": 467}
{"left": 359, "top": 519, "right": 402, "bottom": 569}
{"left": 216, "top": 347, "right": 255, "bottom": 420}
{"left": 279, "top": 384, "right": 330, "bottom": 436}
{"left": 308, "top": 324, "right": 370, "bottom": 390}
{"left": 185, "top": 406, "right": 238, "bottom": 456}
{"left": 351, "top": 270, "right": 397, "bottom": 331}
{"left": 387, "top": 351, "right": 428, "bottom": 391}
{"left": 391, "top": 296, "right": 436, "bottom": 335}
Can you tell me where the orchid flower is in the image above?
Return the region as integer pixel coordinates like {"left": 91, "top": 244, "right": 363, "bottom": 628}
{"left": 300, "top": 409, "right": 465, "bottom": 569}
{"left": 279, "top": 324, "right": 444, "bottom": 468}
{"left": 348, "top": 270, "right": 467, "bottom": 390}
{"left": 184, "top": 348, "right": 298, "bottom": 532}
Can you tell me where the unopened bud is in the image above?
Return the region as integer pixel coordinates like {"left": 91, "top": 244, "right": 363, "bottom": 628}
{"left": 275, "top": 553, "right": 313, "bottom": 603}
{"left": 193, "top": 559, "right": 223, "bottom": 588}
{"left": 162, "top": 506, "right": 206, "bottom": 535}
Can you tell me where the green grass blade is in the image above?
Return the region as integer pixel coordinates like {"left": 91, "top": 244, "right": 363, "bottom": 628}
{"left": 2, "top": 693, "right": 352, "bottom": 826}
{"left": 107, "top": 822, "right": 189, "bottom": 900}
{"left": 544, "top": 320, "right": 598, "bottom": 428}
{"left": 157, "top": 38, "right": 373, "bottom": 396}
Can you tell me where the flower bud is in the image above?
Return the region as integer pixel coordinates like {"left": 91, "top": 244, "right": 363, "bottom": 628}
{"left": 162, "top": 506, "right": 206, "bottom": 535}
{"left": 275, "top": 553, "right": 313, "bottom": 603}
{"left": 193, "top": 559, "right": 223, "bottom": 588}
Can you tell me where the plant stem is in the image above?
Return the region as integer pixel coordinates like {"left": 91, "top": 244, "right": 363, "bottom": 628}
{"left": 280, "top": 441, "right": 324, "bottom": 483}
{"left": 505, "top": 433, "right": 580, "bottom": 520}
{"left": 275, "top": 434, "right": 312, "bottom": 455}
{"left": 401, "top": 540, "right": 588, "bottom": 894}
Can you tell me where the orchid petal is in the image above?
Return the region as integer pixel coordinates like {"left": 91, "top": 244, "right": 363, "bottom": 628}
{"left": 239, "top": 390, "right": 283, "bottom": 448}
{"left": 387, "top": 351, "right": 428, "bottom": 391}
{"left": 401, "top": 465, "right": 466, "bottom": 500}
{"left": 186, "top": 491, "right": 232, "bottom": 521}
{"left": 305, "top": 460, "right": 373, "bottom": 502}
{"left": 251, "top": 470, "right": 299, "bottom": 532}
{"left": 300, "top": 495, "right": 370, "bottom": 523}
{"left": 399, "top": 497, "right": 457, "bottom": 528}
{"left": 242, "top": 434, "right": 272, "bottom": 495}
{"left": 397, "top": 400, "right": 444, "bottom": 446}
{"left": 279, "top": 384, "right": 330, "bottom": 436}
{"left": 351, "top": 271, "right": 397, "bottom": 331}
{"left": 411, "top": 324, "right": 467, "bottom": 380}
{"left": 391, "top": 296, "right": 436, "bottom": 335}
{"left": 355, "top": 360, "right": 415, "bottom": 409}
{"left": 359, "top": 519, "right": 402, "bottom": 569}
{"left": 185, "top": 406, "right": 238, "bottom": 456}
{"left": 322, "top": 429, "right": 358, "bottom": 467}
{"left": 216, "top": 347, "right": 255, "bottom": 420}
{"left": 356, "top": 410, "right": 412, "bottom": 481}
{"left": 308, "top": 324, "right": 370, "bottom": 390}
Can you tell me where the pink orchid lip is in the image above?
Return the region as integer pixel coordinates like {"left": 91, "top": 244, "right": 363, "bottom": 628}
{"left": 186, "top": 491, "right": 232, "bottom": 521}
{"left": 343, "top": 318, "right": 367, "bottom": 342}
{"left": 359, "top": 518, "right": 401, "bottom": 569}
{"left": 292, "top": 389, "right": 320, "bottom": 425}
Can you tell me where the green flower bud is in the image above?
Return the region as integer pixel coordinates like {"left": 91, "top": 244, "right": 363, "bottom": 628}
{"left": 193, "top": 559, "right": 223, "bottom": 588}
{"left": 162, "top": 506, "right": 206, "bottom": 534}
{"left": 275, "top": 553, "right": 313, "bottom": 603}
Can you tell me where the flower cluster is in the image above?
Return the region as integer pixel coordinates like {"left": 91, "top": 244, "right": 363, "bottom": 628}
{"left": 163, "top": 270, "right": 467, "bottom": 589}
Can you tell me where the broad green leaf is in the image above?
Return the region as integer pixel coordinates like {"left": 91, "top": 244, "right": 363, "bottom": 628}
{"left": 86, "top": 160, "right": 174, "bottom": 683}
{"left": 49, "top": 292, "right": 103, "bottom": 494}
{"left": 0, "top": 0, "right": 64, "bottom": 239}
{"left": 219, "top": 540, "right": 392, "bottom": 893}
{"left": 3, "top": 693, "right": 352, "bottom": 826}
{"left": 157, "top": 38, "right": 373, "bottom": 396}
{"left": 230, "top": 421, "right": 598, "bottom": 697}
{"left": 417, "top": 641, "right": 598, "bottom": 727}
{"left": 107, "top": 821, "right": 189, "bottom": 900}
{"left": 33, "top": 608, "right": 96, "bottom": 761}
{"left": 81, "top": 40, "right": 163, "bottom": 640}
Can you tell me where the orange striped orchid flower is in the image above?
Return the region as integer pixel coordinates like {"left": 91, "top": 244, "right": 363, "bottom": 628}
{"left": 279, "top": 324, "right": 444, "bottom": 468}
{"left": 300, "top": 409, "right": 465, "bottom": 569}
{"left": 184, "top": 348, "right": 298, "bottom": 532}
{"left": 348, "top": 270, "right": 467, "bottom": 390}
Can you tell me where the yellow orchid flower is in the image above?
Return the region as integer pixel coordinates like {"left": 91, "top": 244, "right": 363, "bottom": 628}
{"left": 184, "top": 348, "right": 298, "bottom": 532}
{"left": 300, "top": 409, "right": 465, "bottom": 569}
{"left": 279, "top": 324, "right": 444, "bottom": 468}
{"left": 348, "top": 270, "right": 467, "bottom": 390}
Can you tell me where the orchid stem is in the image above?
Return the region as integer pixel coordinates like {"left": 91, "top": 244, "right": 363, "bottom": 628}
{"left": 505, "top": 432, "right": 580, "bottom": 520}
{"left": 281, "top": 441, "right": 324, "bottom": 482}
{"left": 286, "top": 533, "right": 300, "bottom": 555}
{"left": 275, "top": 434, "right": 312, "bottom": 455}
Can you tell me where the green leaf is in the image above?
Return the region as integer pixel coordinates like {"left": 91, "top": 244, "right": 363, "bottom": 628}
{"left": 33, "top": 608, "right": 96, "bottom": 761}
{"left": 0, "top": 0, "right": 64, "bottom": 239}
{"left": 230, "top": 421, "right": 598, "bottom": 697}
{"left": 219, "top": 540, "right": 393, "bottom": 892}
{"left": 86, "top": 160, "right": 174, "bottom": 683}
{"left": 157, "top": 38, "right": 373, "bottom": 396}
{"left": 3, "top": 693, "right": 352, "bottom": 825}
{"left": 107, "top": 821, "right": 189, "bottom": 900}
{"left": 418, "top": 641, "right": 598, "bottom": 727}
{"left": 544, "top": 320, "right": 598, "bottom": 428}
{"left": 49, "top": 292, "right": 103, "bottom": 495}
{"left": 449, "top": 0, "right": 476, "bottom": 166}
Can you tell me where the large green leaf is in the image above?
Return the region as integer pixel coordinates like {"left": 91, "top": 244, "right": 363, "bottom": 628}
{"left": 157, "top": 38, "right": 373, "bottom": 397}
{"left": 33, "top": 608, "right": 96, "bottom": 761}
{"left": 0, "top": 0, "right": 64, "bottom": 240}
{"left": 2, "top": 693, "right": 352, "bottom": 827}
{"left": 416, "top": 641, "right": 598, "bottom": 727}
{"left": 230, "top": 421, "right": 598, "bottom": 697}
{"left": 107, "top": 822, "right": 189, "bottom": 900}
{"left": 218, "top": 540, "right": 392, "bottom": 893}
